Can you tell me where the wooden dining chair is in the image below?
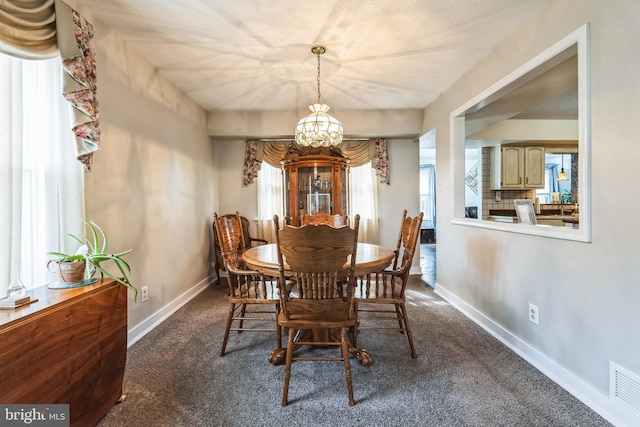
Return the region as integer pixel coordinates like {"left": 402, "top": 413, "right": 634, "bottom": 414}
{"left": 273, "top": 214, "right": 361, "bottom": 406}
{"left": 353, "top": 210, "right": 423, "bottom": 358}
{"left": 213, "top": 212, "right": 267, "bottom": 280}
{"left": 213, "top": 212, "right": 281, "bottom": 356}
{"left": 300, "top": 212, "right": 348, "bottom": 226}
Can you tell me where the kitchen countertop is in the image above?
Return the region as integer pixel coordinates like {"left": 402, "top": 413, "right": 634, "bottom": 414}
{"left": 488, "top": 214, "right": 579, "bottom": 224}
{"left": 537, "top": 214, "right": 579, "bottom": 221}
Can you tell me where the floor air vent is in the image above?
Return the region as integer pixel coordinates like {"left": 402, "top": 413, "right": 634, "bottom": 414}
{"left": 610, "top": 362, "right": 640, "bottom": 416}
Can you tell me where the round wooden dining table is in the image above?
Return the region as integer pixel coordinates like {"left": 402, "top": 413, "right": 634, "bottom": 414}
{"left": 242, "top": 242, "right": 395, "bottom": 367}
{"left": 242, "top": 242, "right": 395, "bottom": 277}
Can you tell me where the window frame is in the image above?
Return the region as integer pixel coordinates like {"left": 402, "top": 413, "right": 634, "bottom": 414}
{"left": 450, "top": 24, "right": 591, "bottom": 242}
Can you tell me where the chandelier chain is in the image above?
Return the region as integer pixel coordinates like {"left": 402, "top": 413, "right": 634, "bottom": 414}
{"left": 316, "top": 50, "right": 321, "bottom": 104}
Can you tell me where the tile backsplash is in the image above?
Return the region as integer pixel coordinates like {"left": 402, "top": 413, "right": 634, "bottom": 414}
{"left": 480, "top": 148, "right": 537, "bottom": 218}
{"left": 482, "top": 190, "right": 537, "bottom": 218}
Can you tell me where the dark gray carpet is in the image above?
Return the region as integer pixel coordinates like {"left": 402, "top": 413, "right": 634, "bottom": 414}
{"left": 97, "top": 276, "right": 610, "bottom": 427}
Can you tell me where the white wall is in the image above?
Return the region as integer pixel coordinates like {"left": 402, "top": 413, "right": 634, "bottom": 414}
{"left": 424, "top": 1, "right": 640, "bottom": 425}
{"left": 214, "top": 139, "right": 259, "bottom": 219}
{"left": 208, "top": 109, "right": 423, "bottom": 139}
{"left": 82, "top": 19, "right": 217, "bottom": 332}
{"left": 378, "top": 139, "right": 422, "bottom": 252}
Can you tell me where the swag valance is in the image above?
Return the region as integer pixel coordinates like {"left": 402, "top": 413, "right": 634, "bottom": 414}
{"left": 0, "top": 0, "right": 100, "bottom": 171}
{"left": 243, "top": 139, "right": 390, "bottom": 186}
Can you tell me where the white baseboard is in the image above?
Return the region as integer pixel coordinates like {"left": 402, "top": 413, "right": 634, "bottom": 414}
{"left": 127, "top": 275, "right": 217, "bottom": 347}
{"left": 434, "top": 283, "right": 639, "bottom": 427}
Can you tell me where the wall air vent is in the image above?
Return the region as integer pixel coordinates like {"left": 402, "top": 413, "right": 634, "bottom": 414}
{"left": 610, "top": 362, "right": 640, "bottom": 417}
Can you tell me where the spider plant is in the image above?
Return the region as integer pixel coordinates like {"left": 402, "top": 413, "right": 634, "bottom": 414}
{"left": 48, "top": 221, "right": 138, "bottom": 300}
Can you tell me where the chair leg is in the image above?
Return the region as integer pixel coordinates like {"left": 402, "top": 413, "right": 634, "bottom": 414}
{"left": 214, "top": 258, "right": 222, "bottom": 284}
{"left": 220, "top": 303, "right": 236, "bottom": 356}
{"left": 395, "top": 304, "right": 405, "bottom": 333}
{"left": 237, "top": 303, "right": 247, "bottom": 332}
{"left": 351, "top": 320, "right": 358, "bottom": 348}
{"left": 276, "top": 304, "right": 282, "bottom": 349}
{"left": 282, "top": 328, "right": 295, "bottom": 406}
{"left": 398, "top": 303, "right": 417, "bottom": 358}
{"left": 352, "top": 301, "right": 359, "bottom": 347}
{"left": 341, "top": 328, "right": 356, "bottom": 406}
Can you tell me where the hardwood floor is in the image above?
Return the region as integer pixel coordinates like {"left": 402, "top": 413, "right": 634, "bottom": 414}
{"left": 420, "top": 243, "right": 436, "bottom": 287}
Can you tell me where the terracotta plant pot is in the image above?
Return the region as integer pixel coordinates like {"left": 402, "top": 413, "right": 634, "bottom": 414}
{"left": 48, "top": 259, "right": 86, "bottom": 284}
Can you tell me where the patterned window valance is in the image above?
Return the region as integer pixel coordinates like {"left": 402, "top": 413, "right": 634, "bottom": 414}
{"left": 0, "top": 0, "right": 100, "bottom": 171}
{"left": 243, "top": 139, "right": 390, "bottom": 186}
{"left": 371, "top": 138, "right": 390, "bottom": 185}
{"left": 243, "top": 140, "right": 261, "bottom": 186}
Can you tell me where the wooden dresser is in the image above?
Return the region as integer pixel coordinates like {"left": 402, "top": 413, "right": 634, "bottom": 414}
{"left": 0, "top": 279, "right": 127, "bottom": 427}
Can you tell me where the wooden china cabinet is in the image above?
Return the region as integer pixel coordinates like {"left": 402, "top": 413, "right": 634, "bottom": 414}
{"left": 281, "top": 146, "right": 350, "bottom": 226}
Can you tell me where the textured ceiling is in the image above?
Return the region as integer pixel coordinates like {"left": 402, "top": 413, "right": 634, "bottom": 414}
{"left": 75, "top": 0, "right": 550, "bottom": 113}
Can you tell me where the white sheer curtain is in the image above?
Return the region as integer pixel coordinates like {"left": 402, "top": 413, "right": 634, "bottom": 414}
{"left": 256, "top": 162, "right": 283, "bottom": 243}
{"left": 0, "top": 54, "right": 85, "bottom": 295}
{"left": 350, "top": 162, "right": 379, "bottom": 243}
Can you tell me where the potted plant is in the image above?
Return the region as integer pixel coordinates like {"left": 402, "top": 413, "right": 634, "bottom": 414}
{"left": 48, "top": 221, "right": 138, "bottom": 300}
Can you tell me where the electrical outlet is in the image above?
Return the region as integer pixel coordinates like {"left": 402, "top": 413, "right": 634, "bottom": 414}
{"left": 495, "top": 191, "right": 501, "bottom": 202}
{"left": 529, "top": 303, "right": 539, "bottom": 325}
{"left": 141, "top": 286, "right": 148, "bottom": 302}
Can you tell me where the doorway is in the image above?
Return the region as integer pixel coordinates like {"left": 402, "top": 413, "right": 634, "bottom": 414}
{"left": 419, "top": 130, "right": 436, "bottom": 287}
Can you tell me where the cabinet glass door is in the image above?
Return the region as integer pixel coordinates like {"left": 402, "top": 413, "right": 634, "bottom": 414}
{"left": 298, "top": 166, "right": 332, "bottom": 214}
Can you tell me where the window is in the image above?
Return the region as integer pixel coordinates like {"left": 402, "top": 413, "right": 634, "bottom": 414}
{"left": 536, "top": 152, "right": 574, "bottom": 204}
{"left": 451, "top": 24, "right": 590, "bottom": 242}
{"left": 256, "top": 162, "right": 283, "bottom": 242}
{"left": 536, "top": 167, "right": 554, "bottom": 204}
{"left": 257, "top": 162, "right": 283, "bottom": 220}
{"left": 0, "top": 53, "right": 84, "bottom": 295}
{"left": 349, "top": 162, "right": 379, "bottom": 243}
{"left": 350, "top": 163, "right": 375, "bottom": 220}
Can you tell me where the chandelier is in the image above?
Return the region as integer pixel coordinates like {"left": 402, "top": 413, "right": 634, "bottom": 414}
{"left": 294, "top": 45, "right": 343, "bottom": 147}
{"left": 557, "top": 153, "right": 569, "bottom": 181}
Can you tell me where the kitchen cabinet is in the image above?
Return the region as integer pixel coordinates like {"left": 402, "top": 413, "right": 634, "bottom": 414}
{"left": 490, "top": 145, "right": 545, "bottom": 189}
{"left": 282, "top": 151, "right": 349, "bottom": 226}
